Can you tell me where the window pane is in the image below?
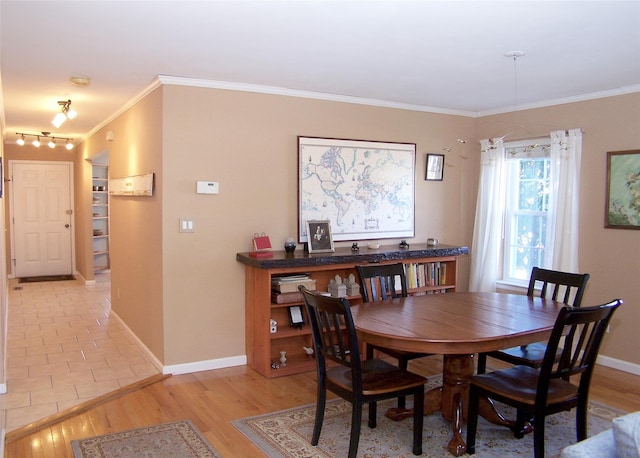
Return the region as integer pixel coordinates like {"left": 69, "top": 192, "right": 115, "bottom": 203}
{"left": 517, "top": 159, "right": 549, "bottom": 211}
{"left": 507, "top": 213, "right": 547, "bottom": 280}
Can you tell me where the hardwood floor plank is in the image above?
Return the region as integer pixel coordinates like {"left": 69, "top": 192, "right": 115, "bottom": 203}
{"left": 4, "top": 360, "right": 639, "bottom": 458}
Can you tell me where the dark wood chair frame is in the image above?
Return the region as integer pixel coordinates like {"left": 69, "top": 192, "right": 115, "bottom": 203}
{"left": 356, "top": 263, "right": 432, "bottom": 408}
{"left": 466, "top": 299, "right": 622, "bottom": 458}
{"left": 477, "top": 267, "right": 591, "bottom": 374}
{"left": 299, "top": 285, "right": 426, "bottom": 458}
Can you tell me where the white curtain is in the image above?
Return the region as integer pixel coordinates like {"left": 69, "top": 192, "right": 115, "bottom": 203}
{"left": 469, "top": 129, "right": 583, "bottom": 292}
{"left": 547, "top": 128, "right": 582, "bottom": 272}
{"left": 469, "top": 138, "right": 506, "bottom": 292}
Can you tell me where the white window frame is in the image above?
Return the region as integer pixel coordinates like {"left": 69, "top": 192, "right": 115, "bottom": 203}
{"left": 501, "top": 138, "right": 552, "bottom": 287}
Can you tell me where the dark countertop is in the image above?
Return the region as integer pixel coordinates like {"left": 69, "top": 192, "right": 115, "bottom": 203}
{"left": 237, "top": 243, "right": 469, "bottom": 269}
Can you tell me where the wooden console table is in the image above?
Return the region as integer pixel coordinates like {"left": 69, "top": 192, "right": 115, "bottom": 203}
{"left": 237, "top": 244, "right": 469, "bottom": 378}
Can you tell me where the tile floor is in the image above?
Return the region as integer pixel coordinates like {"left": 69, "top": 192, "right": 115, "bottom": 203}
{"left": 1, "top": 273, "right": 160, "bottom": 432}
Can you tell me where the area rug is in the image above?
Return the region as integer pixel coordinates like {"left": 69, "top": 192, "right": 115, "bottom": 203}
{"left": 71, "top": 420, "right": 221, "bottom": 458}
{"left": 233, "top": 376, "right": 626, "bottom": 457}
{"left": 19, "top": 274, "right": 75, "bottom": 283}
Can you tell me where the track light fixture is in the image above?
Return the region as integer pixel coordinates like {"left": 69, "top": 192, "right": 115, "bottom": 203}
{"left": 52, "top": 99, "right": 77, "bottom": 128}
{"left": 15, "top": 131, "right": 74, "bottom": 150}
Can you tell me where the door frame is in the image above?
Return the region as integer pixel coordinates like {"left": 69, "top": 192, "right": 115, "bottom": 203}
{"left": 8, "top": 160, "right": 76, "bottom": 279}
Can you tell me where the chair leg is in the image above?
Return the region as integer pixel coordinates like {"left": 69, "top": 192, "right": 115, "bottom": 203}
{"left": 397, "top": 358, "right": 408, "bottom": 409}
{"left": 576, "top": 398, "right": 588, "bottom": 441}
{"left": 412, "top": 387, "right": 424, "bottom": 455}
{"left": 368, "top": 401, "right": 377, "bottom": 428}
{"left": 514, "top": 409, "right": 527, "bottom": 439}
{"left": 465, "top": 386, "right": 479, "bottom": 455}
{"left": 366, "top": 343, "right": 374, "bottom": 360}
{"left": 311, "top": 385, "right": 326, "bottom": 446}
{"left": 477, "top": 353, "right": 487, "bottom": 374}
{"left": 532, "top": 413, "right": 545, "bottom": 458}
{"left": 348, "top": 403, "right": 363, "bottom": 458}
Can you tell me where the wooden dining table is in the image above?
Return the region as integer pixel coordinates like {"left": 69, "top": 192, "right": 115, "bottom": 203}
{"left": 350, "top": 292, "right": 564, "bottom": 456}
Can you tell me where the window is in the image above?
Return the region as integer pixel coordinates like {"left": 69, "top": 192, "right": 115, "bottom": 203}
{"left": 502, "top": 139, "right": 551, "bottom": 285}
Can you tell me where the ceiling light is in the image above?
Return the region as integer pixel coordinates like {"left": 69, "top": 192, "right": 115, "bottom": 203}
{"left": 70, "top": 75, "right": 91, "bottom": 87}
{"left": 52, "top": 99, "right": 77, "bottom": 127}
{"left": 15, "top": 131, "right": 74, "bottom": 149}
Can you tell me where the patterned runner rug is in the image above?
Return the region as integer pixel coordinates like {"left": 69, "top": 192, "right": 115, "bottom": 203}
{"left": 71, "top": 420, "right": 221, "bottom": 458}
{"left": 233, "top": 376, "right": 625, "bottom": 458}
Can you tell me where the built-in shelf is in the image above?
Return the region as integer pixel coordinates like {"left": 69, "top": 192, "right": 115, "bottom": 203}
{"left": 237, "top": 244, "right": 469, "bottom": 378}
{"left": 91, "top": 163, "right": 110, "bottom": 272}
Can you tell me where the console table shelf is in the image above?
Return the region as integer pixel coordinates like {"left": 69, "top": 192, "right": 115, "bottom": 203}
{"left": 237, "top": 244, "right": 469, "bottom": 378}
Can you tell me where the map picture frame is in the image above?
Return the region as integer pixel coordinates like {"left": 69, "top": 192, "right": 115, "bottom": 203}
{"left": 298, "top": 136, "right": 416, "bottom": 243}
{"left": 605, "top": 149, "right": 640, "bottom": 230}
{"left": 306, "top": 220, "right": 335, "bottom": 253}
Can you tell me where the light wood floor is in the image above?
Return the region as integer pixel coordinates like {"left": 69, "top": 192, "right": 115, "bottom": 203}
{"left": 4, "top": 357, "right": 640, "bottom": 457}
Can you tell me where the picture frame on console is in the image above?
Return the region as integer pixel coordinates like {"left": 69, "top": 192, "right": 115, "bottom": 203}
{"left": 306, "top": 220, "right": 335, "bottom": 253}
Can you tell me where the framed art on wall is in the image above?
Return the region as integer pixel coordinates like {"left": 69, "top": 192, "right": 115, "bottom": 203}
{"left": 298, "top": 136, "right": 415, "bottom": 242}
{"left": 425, "top": 153, "right": 444, "bottom": 181}
{"left": 605, "top": 149, "right": 640, "bottom": 229}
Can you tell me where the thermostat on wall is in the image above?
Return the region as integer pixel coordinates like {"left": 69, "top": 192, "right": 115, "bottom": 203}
{"left": 196, "top": 181, "right": 219, "bottom": 194}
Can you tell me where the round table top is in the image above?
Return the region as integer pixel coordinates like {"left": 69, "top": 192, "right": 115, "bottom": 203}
{"left": 350, "top": 292, "right": 564, "bottom": 355}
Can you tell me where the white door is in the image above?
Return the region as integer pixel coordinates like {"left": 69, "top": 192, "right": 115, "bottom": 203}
{"left": 11, "top": 162, "right": 74, "bottom": 278}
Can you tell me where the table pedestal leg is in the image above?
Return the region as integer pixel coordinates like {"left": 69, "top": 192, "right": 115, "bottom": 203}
{"left": 441, "top": 354, "right": 474, "bottom": 457}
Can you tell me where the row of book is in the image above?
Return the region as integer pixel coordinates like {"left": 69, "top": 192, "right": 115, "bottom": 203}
{"left": 404, "top": 262, "right": 447, "bottom": 289}
{"left": 271, "top": 274, "right": 316, "bottom": 304}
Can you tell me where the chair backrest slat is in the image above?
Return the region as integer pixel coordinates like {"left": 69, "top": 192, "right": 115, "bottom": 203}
{"left": 300, "top": 286, "right": 361, "bottom": 381}
{"left": 527, "top": 267, "right": 590, "bottom": 307}
{"left": 356, "top": 263, "right": 408, "bottom": 302}
{"left": 536, "top": 299, "right": 621, "bottom": 404}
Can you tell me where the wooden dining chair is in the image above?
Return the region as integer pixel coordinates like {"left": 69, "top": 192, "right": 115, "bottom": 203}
{"left": 299, "top": 285, "right": 426, "bottom": 458}
{"left": 356, "top": 263, "right": 432, "bottom": 409}
{"left": 477, "top": 267, "right": 590, "bottom": 374}
{"left": 466, "top": 299, "right": 622, "bottom": 458}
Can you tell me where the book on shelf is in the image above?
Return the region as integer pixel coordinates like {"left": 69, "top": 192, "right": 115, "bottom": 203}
{"left": 271, "top": 274, "right": 316, "bottom": 293}
{"left": 271, "top": 290, "right": 304, "bottom": 304}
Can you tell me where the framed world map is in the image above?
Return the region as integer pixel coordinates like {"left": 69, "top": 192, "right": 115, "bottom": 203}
{"left": 298, "top": 136, "right": 416, "bottom": 243}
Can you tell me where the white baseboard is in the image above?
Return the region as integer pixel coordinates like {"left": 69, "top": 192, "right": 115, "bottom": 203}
{"left": 597, "top": 355, "right": 640, "bottom": 376}
{"left": 109, "top": 309, "right": 247, "bottom": 376}
{"left": 162, "top": 355, "right": 247, "bottom": 375}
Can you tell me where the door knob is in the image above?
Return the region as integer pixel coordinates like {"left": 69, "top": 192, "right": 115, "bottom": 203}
{"left": 65, "top": 224, "right": 70, "bottom": 228}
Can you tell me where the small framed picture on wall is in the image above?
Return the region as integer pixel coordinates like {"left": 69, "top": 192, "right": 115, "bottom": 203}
{"left": 425, "top": 154, "right": 444, "bottom": 181}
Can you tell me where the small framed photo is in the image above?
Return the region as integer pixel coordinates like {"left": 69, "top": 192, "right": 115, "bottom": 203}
{"left": 425, "top": 153, "right": 444, "bottom": 181}
{"left": 288, "top": 305, "right": 305, "bottom": 328}
{"left": 306, "top": 220, "right": 335, "bottom": 253}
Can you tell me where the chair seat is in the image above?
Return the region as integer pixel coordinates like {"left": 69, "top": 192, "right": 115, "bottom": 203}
{"left": 487, "top": 342, "right": 562, "bottom": 368}
{"left": 327, "top": 358, "right": 427, "bottom": 396}
{"left": 471, "top": 365, "right": 578, "bottom": 406}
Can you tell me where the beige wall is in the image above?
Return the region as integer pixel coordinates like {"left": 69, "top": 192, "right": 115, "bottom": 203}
{"left": 157, "top": 86, "right": 477, "bottom": 365}
{"left": 4, "top": 86, "right": 638, "bottom": 371}
{"left": 74, "top": 88, "right": 166, "bottom": 361}
{"left": 476, "top": 93, "right": 640, "bottom": 366}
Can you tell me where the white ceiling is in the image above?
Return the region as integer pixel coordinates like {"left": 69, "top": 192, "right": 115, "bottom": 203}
{"left": 1, "top": 1, "right": 639, "bottom": 146}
